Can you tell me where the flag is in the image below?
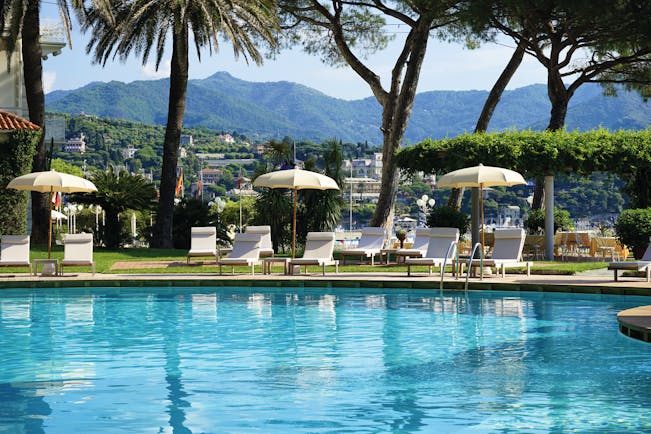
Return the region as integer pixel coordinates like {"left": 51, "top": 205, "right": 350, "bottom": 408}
{"left": 196, "top": 179, "right": 203, "bottom": 200}
{"left": 51, "top": 192, "right": 62, "bottom": 209}
{"left": 237, "top": 167, "right": 243, "bottom": 189}
{"left": 175, "top": 168, "right": 184, "bottom": 197}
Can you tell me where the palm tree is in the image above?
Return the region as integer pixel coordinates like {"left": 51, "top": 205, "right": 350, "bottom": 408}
{"left": 79, "top": 0, "right": 278, "bottom": 248}
{"left": 72, "top": 167, "right": 157, "bottom": 248}
{"left": 0, "top": 0, "right": 80, "bottom": 245}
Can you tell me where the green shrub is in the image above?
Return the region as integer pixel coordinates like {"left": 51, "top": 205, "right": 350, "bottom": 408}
{"left": 426, "top": 206, "right": 470, "bottom": 237}
{"left": 172, "top": 198, "right": 229, "bottom": 249}
{"left": 614, "top": 208, "right": 651, "bottom": 259}
{"left": 524, "top": 208, "right": 574, "bottom": 234}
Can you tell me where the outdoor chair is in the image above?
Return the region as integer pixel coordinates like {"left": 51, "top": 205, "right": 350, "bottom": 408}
{"left": 406, "top": 228, "right": 459, "bottom": 276}
{"left": 0, "top": 235, "right": 31, "bottom": 273}
{"left": 340, "top": 227, "right": 386, "bottom": 265}
{"left": 289, "top": 232, "right": 338, "bottom": 276}
{"left": 60, "top": 233, "right": 95, "bottom": 275}
{"left": 608, "top": 239, "right": 651, "bottom": 282}
{"left": 395, "top": 228, "right": 431, "bottom": 263}
{"left": 245, "top": 225, "right": 274, "bottom": 257}
{"left": 187, "top": 226, "right": 218, "bottom": 264}
{"left": 217, "top": 232, "right": 262, "bottom": 275}
{"left": 459, "top": 228, "right": 531, "bottom": 278}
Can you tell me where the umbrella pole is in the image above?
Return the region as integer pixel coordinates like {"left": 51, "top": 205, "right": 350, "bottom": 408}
{"left": 480, "top": 184, "right": 485, "bottom": 252}
{"left": 292, "top": 188, "right": 297, "bottom": 259}
{"left": 48, "top": 187, "right": 53, "bottom": 259}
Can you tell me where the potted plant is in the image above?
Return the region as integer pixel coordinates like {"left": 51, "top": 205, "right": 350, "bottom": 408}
{"left": 396, "top": 229, "right": 407, "bottom": 248}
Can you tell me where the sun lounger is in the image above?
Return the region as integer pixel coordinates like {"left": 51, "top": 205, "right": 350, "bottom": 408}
{"left": 340, "top": 227, "right": 386, "bottom": 265}
{"left": 460, "top": 228, "right": 531, "bottom": 278}
{"left": 187, "top": 226, "right": 218, "bottom": 264}
{"left": 245, "top": 225, "right": 274, "bottom": 257}
{"left": 60, "top": 233, "right": 95, "bottom": 275}
{"left": 395, "top": 228, "right": 430, "bottom": 262}
{"left": 608, "top": 240, "right": 651, "bottom": 282}
{"left": 217, "top": 233, "right": 262, "bottom": 275}
{"left": 289, "top": 232, "right": 339, "bottom": 275}
{"left": 406, "top": 228, "right": 459, "bottom": 276}
{"left": 0, "top": 235, "right": 31, "bottom": 272}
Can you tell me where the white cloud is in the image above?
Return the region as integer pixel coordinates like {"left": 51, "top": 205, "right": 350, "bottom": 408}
{"left": 141, "top": 59, "right": 171, "bottom": 79}
{"left": 43, "top": 71, "right": 56, "bottom": 93}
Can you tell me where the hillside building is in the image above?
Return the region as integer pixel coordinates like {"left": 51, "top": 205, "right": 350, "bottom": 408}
{"left": 180, "top": 135, "right": 194, "bottom": 147}
{"left": 343, "top": 153, "right": 383, "bottom": 180}
{"left": 199, "top": 168, "right": 223, "bottom": 184}
{"left": 64, "top": 133, "right": 86, "bottom": 153}
{"left": 122, "top": 145, "right": 137, "bottom": 160}
{"left": 217, "top": 133, "right": 235, "bottom": 144}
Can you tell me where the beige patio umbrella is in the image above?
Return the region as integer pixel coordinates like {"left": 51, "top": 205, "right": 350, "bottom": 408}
{"left": 8, "top": 170, "right": 97, "bottom": 258}
{"left": 437, "top": 164, "right": 526, "bottom": 249}
{"left": 253, "top": 168, "right": 340, "bottom": 258}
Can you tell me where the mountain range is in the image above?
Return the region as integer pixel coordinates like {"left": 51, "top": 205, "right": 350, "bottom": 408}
{"left": 46, "top": 71, "right": 651, "bottom": 145}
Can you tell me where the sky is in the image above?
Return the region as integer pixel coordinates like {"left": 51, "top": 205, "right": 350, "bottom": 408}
{"left": 41, "top": 9, "right": 548, "bottom": 101}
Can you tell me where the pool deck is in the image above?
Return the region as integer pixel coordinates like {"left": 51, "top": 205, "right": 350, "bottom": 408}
{"left": 2, "top": 270, "right": 651, "bottom": 343}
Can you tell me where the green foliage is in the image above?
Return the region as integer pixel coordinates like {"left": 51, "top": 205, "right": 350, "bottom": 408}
{"left": 172, "top": 198, "right": 228, "bottom": 250}
{"left": 397, "top": 129, "right": 651, "bottom": 209}
{"left": 614, "top": 209, "right": 651, "bottom": 259}
{"left": 50, "top": 158, "right": 84, "bottom": 176}
{"left": 524, "top": 208, "right": 573, "bottom": 235}
{"left": 426, "top": 206, "right": 470, "bottom": 237}
{"left": 71, "top": 168, "right": 157, "bottom": 248}
{"left": 0, "top": 130, "right": 40, "bottom": 236}
{"left": 253, "top": 188, "right": 292, "bottom": 254}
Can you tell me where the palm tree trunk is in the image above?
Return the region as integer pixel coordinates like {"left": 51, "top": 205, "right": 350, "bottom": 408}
{"left": 22, "top": 0, "right": 49, "bottom": 244}
{"left": 151, "top": 27, "right": 189, "bottom": 248}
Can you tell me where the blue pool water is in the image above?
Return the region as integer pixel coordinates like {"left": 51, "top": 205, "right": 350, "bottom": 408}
{"left": 1, "top": 287, "right": 650, "bottom": 433}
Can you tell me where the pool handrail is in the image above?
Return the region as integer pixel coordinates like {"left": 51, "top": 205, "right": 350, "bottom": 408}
{"left": 465, "top": 243, "right": 484, "bottom": 292}
{"left": 439, "top": 240, "right": 459, "bottom": 291}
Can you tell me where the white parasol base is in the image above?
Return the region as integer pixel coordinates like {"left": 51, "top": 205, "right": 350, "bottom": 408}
{"left": 41, "top": 262, "right": 57, "bottom": 276}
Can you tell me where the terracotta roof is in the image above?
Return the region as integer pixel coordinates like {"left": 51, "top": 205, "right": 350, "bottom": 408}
{"left": 0, "top": 111, "right": 41, "bottom": 131}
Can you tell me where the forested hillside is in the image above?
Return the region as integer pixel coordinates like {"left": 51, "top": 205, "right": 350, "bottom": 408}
{"left": 47, "top": 72, "right": 651, "bottom": 145}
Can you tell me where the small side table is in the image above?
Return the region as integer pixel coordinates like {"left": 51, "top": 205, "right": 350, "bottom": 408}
{"left": 380, "top": 248, "right": 398, "bottom": 264}
{"left": 32, "top": 259, "right": 59, "bottom": 276}
{"left": 263, "top": 257, "right": 291, "bottom": 275}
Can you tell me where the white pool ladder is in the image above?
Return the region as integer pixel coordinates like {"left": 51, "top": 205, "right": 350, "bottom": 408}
{"left": 439, "top": 241, "right": 459, "bottom": 291}
{"left": 464, "top": 243, "right": 484, "bottom": 293}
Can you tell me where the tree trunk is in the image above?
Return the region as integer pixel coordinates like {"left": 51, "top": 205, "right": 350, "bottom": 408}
{"left": 532, "top": 70, "right": 570, "bottom": 209}
{"left": 105, "top": 209, "right": 121, "bottom": 249}
{"left": 447, "top": 42, "right": 525, "bottom": 210}
{"left": 22, "top": 0, "right": 48, "bottom": 244}
{"left": 370, "top": 20, "right": 430, "bottom": 230}
{"left": 150, "top": 28, "right": 189, "bottom": 248}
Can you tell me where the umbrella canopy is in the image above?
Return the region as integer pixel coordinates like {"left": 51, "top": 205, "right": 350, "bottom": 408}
{"left": 253, "top": 169, "right": 340, "bottom": 258}
{"left": 253, "top": 168, "right": 339, "bottom": 191}
{"left": 437, "top": 165, "right": 526, "bottom": 251}
{"left": 8, "top": 170, "right": 97, "bottom": 193}
{"left": 437, "top": 164, "right": 526, "bottom": 188}
{"left": 8, "top": 170, "right": 97, "bottom": 258}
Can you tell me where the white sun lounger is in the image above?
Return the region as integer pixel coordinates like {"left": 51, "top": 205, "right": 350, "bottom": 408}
{"left": 187, "top": 226, "right": 218, "bottom": 264}
{"left": 289, "top": 231, "right": 339, "bottom": 276}
{"left": 245, "top": 225, "right": 274, "bottom": 257}
{"left": 340, "top": 227, "right": 386, "bottom": 265}
{"left": 60, "top": 233, "right": 95, "bottom": 275}
{"left": 461, "top": 228, "right": 531, "bottom": 278}
{"left": 609, "top": 240, "right": 651, "bottom": 282}
{"left": 406, "top": 228, "right": 459, "bottom": 276}
{"left": 217, "top": 233, "right": 262, "bottom": 275}
{"left": 0, "top": 235, "right": 31, "bottom": 273}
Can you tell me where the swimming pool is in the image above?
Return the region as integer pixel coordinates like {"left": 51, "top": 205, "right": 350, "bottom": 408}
{"left": 1, "top": 287, "right": 650, "bottom": 433}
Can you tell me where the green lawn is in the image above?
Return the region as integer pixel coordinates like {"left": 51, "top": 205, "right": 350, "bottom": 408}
{"left": 0, "top": 245, "right": 611, "bottom": 276}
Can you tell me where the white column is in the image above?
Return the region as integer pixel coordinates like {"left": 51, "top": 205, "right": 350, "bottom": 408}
{"left": 545, "top": 175, "right": 554, "bottom": 261}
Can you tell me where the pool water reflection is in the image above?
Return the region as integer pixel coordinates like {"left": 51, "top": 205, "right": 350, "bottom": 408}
{"left": 0, "top": 287, "right": 650, "bottom": 433}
